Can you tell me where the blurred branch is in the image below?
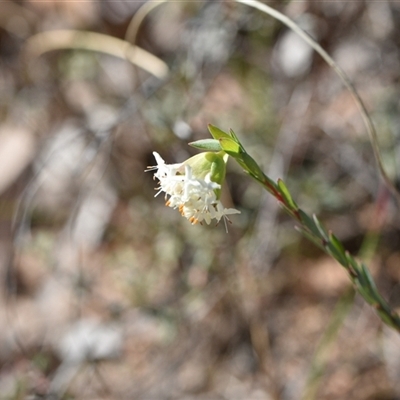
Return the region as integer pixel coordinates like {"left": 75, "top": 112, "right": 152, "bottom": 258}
{"left": 23, "top": 30, "right": 169, "bottom": 80}
{"left": 234, "top": 0, "right": 400, "bottom": 207}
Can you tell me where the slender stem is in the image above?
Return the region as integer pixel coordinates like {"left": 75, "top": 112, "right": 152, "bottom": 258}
{"left": 234, "top": 0, "right": 400, "bottom": 206}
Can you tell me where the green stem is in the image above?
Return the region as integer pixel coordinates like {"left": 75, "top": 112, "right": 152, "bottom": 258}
{"left": 233, "top": 0, "right": 400, "bottom": 207}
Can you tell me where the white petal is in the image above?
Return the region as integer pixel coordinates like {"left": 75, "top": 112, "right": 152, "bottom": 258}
{"left": 148, "top": 152, "right": 239, "bottom": 226}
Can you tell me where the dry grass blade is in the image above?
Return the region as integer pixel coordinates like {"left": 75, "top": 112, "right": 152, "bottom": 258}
{"left": 23, "top": 30, "right": 169, "bottom": 80}
{"left": 125, "top": 0, "right": 169, "bottom": 46}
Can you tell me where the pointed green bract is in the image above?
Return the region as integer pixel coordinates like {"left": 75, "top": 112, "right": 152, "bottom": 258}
{"left": 298, "top": 210, "right": 321, "bottom": 238}
{"left": 189, "top": 139, "right": 222, "bottom": 152}
{"left": 219, "top": 137, "right": 241, "bottom": 155}
{"left": 326, "top": 243, "right": 348, "bottom": 269}
{"left": 208, "top": 124, "right": 232, "bottom": 141}
{"left": 313, "top": 215, "right": 329, "bottom": 242}
{"left": 360, "top": 263, "right": 378, "bottom": 294}
{"left": 241, "top": 153, "right": 265, "bottom": 181}
{"left": 208, "top": 126, "right": 266, "bottom": 183}
{"left": 277, "top": 179, "right": 298, "bottom": 210}
{"left": 327, "top": 232, "right": 348, "bottom": 267}
{"left": 229, "top": 128, "right": 241, "bottom": 144}
{"left": 329, "top": 232, "right": 346, "bottom": 256}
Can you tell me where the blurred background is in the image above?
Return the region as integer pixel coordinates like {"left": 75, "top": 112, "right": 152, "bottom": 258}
{"left": 1, "top": 0, "right": 400, "bottom": 399}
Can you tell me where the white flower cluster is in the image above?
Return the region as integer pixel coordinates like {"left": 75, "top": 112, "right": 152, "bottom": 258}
{"left": 147, "top": 152, "right": 240, "bottom": 225}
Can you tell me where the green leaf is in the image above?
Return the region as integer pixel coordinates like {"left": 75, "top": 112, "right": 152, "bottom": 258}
{"left": 325, "top": 246, "right": 347, "bottom": 269}
{"left": 377, "top": 308, "right": 398, "bottom": 328}
{"left": 357, "top": 264, "right": 390, "bottom": 309}
{"left": 355, "top": 281, "right": 376, "bottom": 305}
{"left": 208, "top": 124, "right": 232, "bottom": 141}
{"left": 277, "top": 179, "right": 298, "bottom": 210}
{"left": 345, "top": 252, "right": 361, "bottom": 281}
{"left": 298, "top": 210, "right": 322, "bottom": 238}
{"left": 329, "top": 232, "right": 346, "bottom": 256}
{"left": 188, "top": 139, "right": 222, "bottom": 152}
{"left": 241, "top": 153, "right": 264, "bottom": 179}
{"left": 327, "top": 232, "right": 348, "bottom": 267}
{"left": 229, "top": 128, "right": 242, "bottom": 145}
{"left": 358, "top": 263, "right": 384, "bottom": 306}
{"left": 219, "top": 137, "right": 241, "bottom": 155}
{"left": 313, "top": 215, "right": 329, "bottom": 242}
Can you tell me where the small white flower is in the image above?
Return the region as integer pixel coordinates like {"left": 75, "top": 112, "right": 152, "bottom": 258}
{"left": 147, "top": 152, "right": 240, "bottom": 225}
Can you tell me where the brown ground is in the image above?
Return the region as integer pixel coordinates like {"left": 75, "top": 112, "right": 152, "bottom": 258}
{"left": 1, "top": 1, "right": 400, "bottom": 399}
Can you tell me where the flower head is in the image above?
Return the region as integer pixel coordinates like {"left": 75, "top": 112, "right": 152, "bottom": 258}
{"left": 147, "top": 151, "right": 240, "bottom": 225}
